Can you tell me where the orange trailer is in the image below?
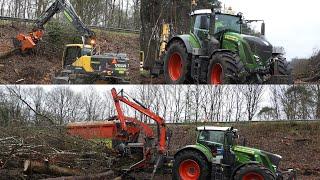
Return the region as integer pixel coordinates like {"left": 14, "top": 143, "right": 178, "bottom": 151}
{"left": 67, "top": 121, "right": 116, "bottom": 139}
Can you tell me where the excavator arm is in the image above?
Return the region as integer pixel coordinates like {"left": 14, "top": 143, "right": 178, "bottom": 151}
{"left": 15, "top": 0, "right": 95, "bottom": 52}
{"left": 111, "top": 88, "right": 167, "bottom": 154}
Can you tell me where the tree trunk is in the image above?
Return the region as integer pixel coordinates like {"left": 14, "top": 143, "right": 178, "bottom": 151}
{"left": 24, "top": 160, "right": 82, "bottom": 176}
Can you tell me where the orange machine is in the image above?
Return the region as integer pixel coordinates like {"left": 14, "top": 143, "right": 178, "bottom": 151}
{"left": 14, "top": 0, "right": 95, "bottom": 52}
{"left": 67, "top": 121, "right": 116, "bottom": 139}
{"left": 67, "top": 88, "right": 169, "bottom": 178}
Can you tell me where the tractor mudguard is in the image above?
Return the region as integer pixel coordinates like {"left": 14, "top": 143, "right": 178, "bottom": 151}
{"left": 174, "top": 145, "right": 213, "bottom": 163}
{"left": 166, "top": 35, "right": 194, "bottom": 54}
{"left": 230, "top": 161, "right": 261, "bottom": 180}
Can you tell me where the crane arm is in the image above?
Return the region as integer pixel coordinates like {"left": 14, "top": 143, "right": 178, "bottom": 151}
{"left": 111, "top": 88, "right": 167, "bottom": 154}
{"left": 15, "top": 0, "right": 95, "bottom": 52}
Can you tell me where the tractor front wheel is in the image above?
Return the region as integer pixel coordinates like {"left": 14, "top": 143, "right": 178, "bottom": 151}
{"left": 234, "top": 164, "right": 276, "bottom": 180}
{"left": 173, "top": 150, "right": 210, "bottom": 180}
{"left": 207, "top": 52, "right": 243, "bottom": 84}
{"left": 164, "top": 40, "right": 192, "bottom": 84}
{"left": 269, "top": 55, "right": 293, "bottom": 84}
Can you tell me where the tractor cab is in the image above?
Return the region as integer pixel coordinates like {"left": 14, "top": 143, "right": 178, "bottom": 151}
{"left": 196, "top": 126, "right": 237, "bottom": 155}
{"left": 190, "top": 9, "right": 242, "bottom": 46}
{"left": 62, "top": 44, "right": 93, "bottom": 67}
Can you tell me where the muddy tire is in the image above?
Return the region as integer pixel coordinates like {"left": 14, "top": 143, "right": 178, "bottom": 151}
{"left": 164, "top": 40, "right": 192, "bottom": 84}
{"left": 270, "top": 56, "right": 293, "bottom": 84}
{"left": 207, "top": 52, "right": 243, "bottom": 84}
{"left": 234, "top": 164, "right": 276, "bottom": 180}
{"left": 173, "top": 150, "right": 210, "bottom": 180}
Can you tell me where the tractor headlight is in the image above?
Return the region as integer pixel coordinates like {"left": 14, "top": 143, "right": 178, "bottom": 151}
{"left": 254, "top": 55, "right": 260, "bottom": 62}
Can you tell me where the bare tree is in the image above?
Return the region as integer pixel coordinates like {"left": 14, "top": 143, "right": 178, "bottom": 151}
{"left": 243, "top": 85, "right": 264, "bottom": 121}
{"left": 46, "top": 86, "right": 76, "bottom": 125}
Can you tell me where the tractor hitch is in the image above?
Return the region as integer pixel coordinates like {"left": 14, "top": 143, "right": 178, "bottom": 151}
{"left": 277, "top": 168, "right": 297, "bottom": 180}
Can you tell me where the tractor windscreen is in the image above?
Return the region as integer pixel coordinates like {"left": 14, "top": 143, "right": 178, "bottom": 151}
{"left": 215, "top": 14, "right": 241, "bottom": 34}
{"left": 198, "top": 130, "right": 225, "bottom": 145}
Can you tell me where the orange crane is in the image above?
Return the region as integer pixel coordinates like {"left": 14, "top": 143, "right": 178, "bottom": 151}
{"left": 111, "top": 88, "right": 169, "bottom": 177}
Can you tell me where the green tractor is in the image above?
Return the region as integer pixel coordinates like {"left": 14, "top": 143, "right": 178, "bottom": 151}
{"left": 173, "top": 126, "right": 296, "bottom": 180}
{"left": 162, "top": 9, "right": 292, "bottom": 84}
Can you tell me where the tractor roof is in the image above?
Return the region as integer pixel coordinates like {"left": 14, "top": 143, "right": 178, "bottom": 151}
{"left": 196, "top": 126, "right": 232, "bottom": 131}
{"left": 191, "top": 9, "right": 212, "bottom": 16}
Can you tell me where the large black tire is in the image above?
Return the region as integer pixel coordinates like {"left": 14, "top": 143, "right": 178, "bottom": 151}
{"left": 270, "top": 55, "right": 293, "bottom": 84}
{"left": 164, "top": 40, "right": 192, "bottom": 84}
{"left": 173, "top": 150, "right": 210, "bottom": 180}
{"left": 207, "top": 52, "right": 244, "bottom": 84}
{"left": 234, "top": 164, "right": 276, "bottom": 180}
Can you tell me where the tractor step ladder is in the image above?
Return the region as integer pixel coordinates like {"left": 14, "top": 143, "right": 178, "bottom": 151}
{"left": 212, "top": 162, "right": 225, "bottom": 180}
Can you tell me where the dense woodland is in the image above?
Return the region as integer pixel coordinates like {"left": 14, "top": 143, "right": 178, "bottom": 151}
{"left": 0, "top": 85, "right": 320, "bottom": 127}
{"left": 1, "top": 0, "right": 265, "bottom": 68}
{"left": 0, "top": 0, "right": 141, "bottom": 29}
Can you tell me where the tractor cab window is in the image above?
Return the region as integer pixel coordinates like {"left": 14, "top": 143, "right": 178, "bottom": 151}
{"left": 215, "top": 14, "right": 241, "bottom": 34}
{"left": 64, "top": 46, "right": 82, "bottom": 66}
{"left": 198, "top": 130, "right": 225, "bottom": 145}
{"left": 193, "top": 15, "right": 210, "bottom": 41}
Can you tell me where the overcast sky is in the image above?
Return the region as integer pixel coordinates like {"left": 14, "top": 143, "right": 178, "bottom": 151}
{"left": 222, "top": 0, "right": 320, "bottom": 61}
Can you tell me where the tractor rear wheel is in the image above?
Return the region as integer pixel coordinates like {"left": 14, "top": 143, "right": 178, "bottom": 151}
{"left": 207, "top": 52, "right": 243, "bottom": 84}
{"left": 164, "top": 40, "right": 192, "bottom": 84}
{"left": 234, "top": 164, "right": 276, "bottom": 180}
{"left": 173, "top": 150, "right": 210, "bottom": 180}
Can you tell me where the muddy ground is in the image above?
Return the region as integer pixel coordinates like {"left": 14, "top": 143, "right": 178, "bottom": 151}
{"left": 0, "top": 22, "right": 164, "bottom": 84}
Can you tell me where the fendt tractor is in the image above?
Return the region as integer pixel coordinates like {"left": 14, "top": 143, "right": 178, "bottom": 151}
{"left": 100, "top": 89, "right": 296, "bottom": 179}
{"left": 14, "top": 0, "right": 130, "bottom": 84}
{"left": 153, "top": 8, "right": 292, "bottom": 84}
{"left": 172, "top": 126, "right": 296, "bottom": 180}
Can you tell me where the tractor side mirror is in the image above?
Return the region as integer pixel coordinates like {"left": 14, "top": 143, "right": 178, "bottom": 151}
{"left": 261, "top": 22, "right": 266, "bottom": 36}
{"left": 225, "top": 131, "right": 233, "bottom": 145}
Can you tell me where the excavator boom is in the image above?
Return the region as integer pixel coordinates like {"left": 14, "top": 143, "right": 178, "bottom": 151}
{"left": 15, "top": 0, "right": 95, "bottom": 52}
{"left": 111, "top": 88, "right": 167, "bottom": 154}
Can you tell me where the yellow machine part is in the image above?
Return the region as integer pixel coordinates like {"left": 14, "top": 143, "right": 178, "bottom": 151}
{"left": 159, "top": 23, "right": 170, "bottom": 57}
{"left": 65, "top": 44, "right": 93, "bottom": 49}
{"left": 140, "top": 51, "right": 145, "bottom": 72}
{"left": 72, "top": 55, "right": 94, "bottom": 72}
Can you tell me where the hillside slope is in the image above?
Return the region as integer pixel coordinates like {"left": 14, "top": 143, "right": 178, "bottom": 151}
{"left": 0, "top": 23, "right": 149, "bottom": 84}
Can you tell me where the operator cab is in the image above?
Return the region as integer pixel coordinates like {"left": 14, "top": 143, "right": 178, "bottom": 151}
{"left": 191, "top": 9, "right": 242, "bottom": 41}
{"left": 190, "top": 9, "right": 243, "bottom": 56}
{"left": 63, "top": 44, "right": 93, "bottom": 67}
{"left": 196, "top": 126, "right": 238, "bottom": 154}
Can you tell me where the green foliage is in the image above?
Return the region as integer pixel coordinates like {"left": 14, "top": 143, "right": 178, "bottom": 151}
{"left": 43, "top": 21, "right": 83, "bottom": 52}
{"left": 46, "top": 21, "right": 63, "bottom": 46}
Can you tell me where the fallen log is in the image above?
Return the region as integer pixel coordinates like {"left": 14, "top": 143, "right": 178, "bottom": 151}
{"left": 24, "top": 160, "right": 82, "bottom": 176}
{"left": 0, "top": 48, "right": 19, "bottom": 59}
{"left": 41, "top": 170, "right": 114, "bottom": 180}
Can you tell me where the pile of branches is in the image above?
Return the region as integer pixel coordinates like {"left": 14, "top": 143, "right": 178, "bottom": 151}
{"left": 0, "top": 126, "right": 117, "bottom": 179}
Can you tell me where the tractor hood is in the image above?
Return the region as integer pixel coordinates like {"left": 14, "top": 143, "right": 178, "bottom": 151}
{"left": 261, "top": 150, "right": 282, "bottom": 168}
{"left": 233, "top": 146, "right": 282, "bottom": 168}
{"left": 241, "top": 34, "right": 273, "bottom": 63}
